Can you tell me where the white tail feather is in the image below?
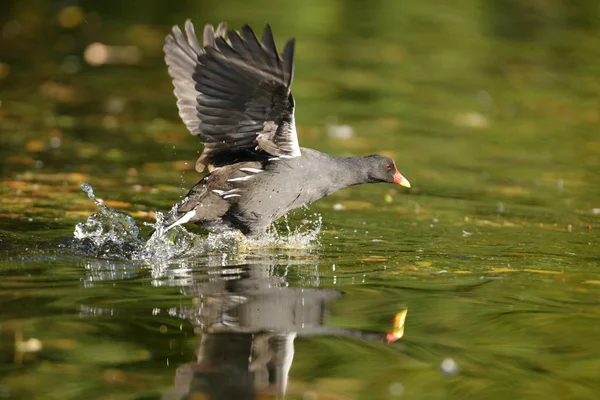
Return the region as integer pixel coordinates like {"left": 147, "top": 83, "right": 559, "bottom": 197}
{"left": 163, "top": 209, "right": 195, "bottom": 233}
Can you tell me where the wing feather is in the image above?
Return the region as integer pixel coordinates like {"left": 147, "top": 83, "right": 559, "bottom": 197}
{"left": 184, "top": 20, "right": 203, "bottom": 54}
{"left": 164, "top": 20, "right": 301, "bottom": 171}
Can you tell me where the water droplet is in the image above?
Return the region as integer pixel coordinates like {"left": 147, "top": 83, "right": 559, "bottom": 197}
{"left": 49, "top": 136, "right": 61, "bottom": 149}
{"left": 440, "top": 357, "right": 459, "bottom": 376}
{"left": 389, "top": 382, "right": 404, "bottom": 396}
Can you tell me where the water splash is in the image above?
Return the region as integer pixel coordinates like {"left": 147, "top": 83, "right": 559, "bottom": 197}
{"left": 247, "top": 213, "right": 322, "bottom": 249}
{"left": 74, "top": 184, "right": 142, "bottom": 258}
{"left": 73, "top": 183, "right": 322, "bottom": 260}
{"left": 81, "top": 183, "right": 101, "bottom": 205}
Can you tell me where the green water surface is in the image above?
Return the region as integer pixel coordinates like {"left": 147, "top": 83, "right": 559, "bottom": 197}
{"left": 1, "top": 0, "right": 599, "bottom": 399}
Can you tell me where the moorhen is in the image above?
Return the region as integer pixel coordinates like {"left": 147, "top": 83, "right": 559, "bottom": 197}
{"left": 162, "top": 20, "right": 411, "bottom": 236}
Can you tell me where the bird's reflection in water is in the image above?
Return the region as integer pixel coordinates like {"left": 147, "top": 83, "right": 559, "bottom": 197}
{"left": 164, "top": 261, "right": 405, "bottom": 400}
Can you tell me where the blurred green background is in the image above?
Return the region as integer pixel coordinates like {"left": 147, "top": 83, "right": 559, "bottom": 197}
{"left": 1, "top": 0, "right": 599, "bottom": 399}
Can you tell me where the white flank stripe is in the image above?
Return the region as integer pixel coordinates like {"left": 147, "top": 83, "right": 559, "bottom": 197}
{"left": 223, "top": 194, "right": 241, "bottom": 199}
{"left": 269, "top": 155, "right": 293, "bottom": 161}
{"left": 227, "top": 175, "right": 253, "bottom": 182}
{"left": 239, "top": 167, "right": 263, "bottom": 174}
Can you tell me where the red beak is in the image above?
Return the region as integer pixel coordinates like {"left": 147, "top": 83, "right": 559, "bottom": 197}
{"left": 393, "top": 169, "right": 411, "bottom": 188}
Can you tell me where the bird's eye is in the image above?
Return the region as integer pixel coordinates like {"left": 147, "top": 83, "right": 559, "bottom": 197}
{"left": 385, "top": 163, "right": 392, "bottom": 171}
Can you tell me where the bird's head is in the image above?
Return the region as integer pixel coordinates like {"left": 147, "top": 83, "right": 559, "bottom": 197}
{"left": 366, "top": 155, "right": 411, "bottom": 188}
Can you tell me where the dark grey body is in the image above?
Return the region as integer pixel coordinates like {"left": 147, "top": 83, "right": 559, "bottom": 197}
{"left": 162, "top": 21, "right": 409, "bottom": 236}
{"left": 175, "top": 148, "right": 388, "bottom": 236}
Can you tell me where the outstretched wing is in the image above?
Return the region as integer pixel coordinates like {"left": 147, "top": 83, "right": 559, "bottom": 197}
{"left": 164, "top": 20, "right": 301, "bottom": 172}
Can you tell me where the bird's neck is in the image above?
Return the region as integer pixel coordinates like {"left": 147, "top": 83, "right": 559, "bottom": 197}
{"left": 326, "top": 156, "right": 374, "bottom": 190}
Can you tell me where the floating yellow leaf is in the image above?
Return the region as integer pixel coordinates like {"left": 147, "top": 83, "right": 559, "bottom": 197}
{"left": 473, "top": 218, "right": 502, "bottom": 227}
{"left": 103, "top": 200, "right": 131, "bottom": 208}
{"left": 360, "top": 256, "right": 388, "bottom": 262}
{"left": 25, "top": 140, "right": 46, "bottom": 152}
{"left": 584, "top": 280, "right": 600, "bottom": 285}
{"left": 130, "top": 210, "right": 156, "bottom": 219}
{"left": 523, "top": 269, "right": 562, "bottom": 275}
{"left": 1, "top": 180, "right": 29, "bottom": 188}
{"left": 142, "top": 162, "right": 163, "bottom": 170}
{"left": 0, "top": 213, "right": 20, "bottom": 218}
{"left": 490, "top": 268, "right": 514, "bottom": 273}
{"left": 153, "top": 184, "right": 179, "bottom": 191}
{"left": 19, "top": 172, "right": 88, "bottom": 183}
{"left": 7, "top": 156, "right": 34, "bottom": 165}
{"left": 398, "top": 265, "right": 419, "bottom": 271}
{"left": 65, "top": 211, "right": 93, "bottom": 217}
{"left": 415, "top": 261, "right": 431, "bottom": 267}
{"left": 494, "top": 186, "right": 529, "bottom": 196}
